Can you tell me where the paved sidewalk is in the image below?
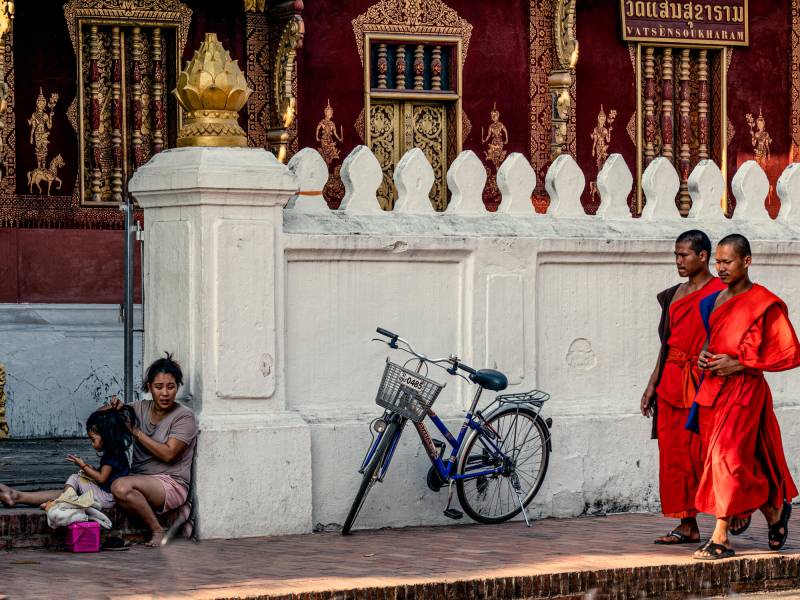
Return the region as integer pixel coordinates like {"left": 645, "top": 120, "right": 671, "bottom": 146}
{"left": 1, "top": 512, "right": 799, "bottom": 600}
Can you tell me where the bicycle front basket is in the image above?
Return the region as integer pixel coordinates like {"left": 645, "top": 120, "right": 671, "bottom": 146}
{"left": 375, "top": 360, "right": 445, "bottom": 422}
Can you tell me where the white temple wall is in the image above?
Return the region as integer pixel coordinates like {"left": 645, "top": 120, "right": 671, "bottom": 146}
{"left": 124, "top": 146, "right": 800, "bottom": 539}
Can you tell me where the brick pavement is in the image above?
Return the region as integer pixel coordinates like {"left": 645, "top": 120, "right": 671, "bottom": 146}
{"left": 1, "top": 512, "right": 799, "bottom": 600}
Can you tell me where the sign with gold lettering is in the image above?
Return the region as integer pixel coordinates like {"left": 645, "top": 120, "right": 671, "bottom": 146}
{"left": 620, "top": 1, "right": 748, "bottom": 46}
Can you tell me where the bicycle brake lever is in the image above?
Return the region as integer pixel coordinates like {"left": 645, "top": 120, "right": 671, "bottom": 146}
{"left": 371, "top": 336, "right": 399, "bottom": 349}
{"left": 446, "top": 358, "right": 458, "bottom": 375}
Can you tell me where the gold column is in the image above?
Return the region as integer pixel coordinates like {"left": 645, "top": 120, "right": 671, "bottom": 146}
{"left": 697, "top": 50, "right": 709, "bottom": 161}
{"left": 131, "top": 27, "right": 144, "bottom": 168}
{"left": 413, "top": 44, "right": 424, "bottom": 90}
{"left": 643, "top": 46, "right": 656, "bottom": 165}
{"left": 377, "top": 43, "right": 388, "bottom": 89}
{"left": 88, "top": 24, "right": 102, "bottom": 202}
{"left": 395, "top": 45, "right": 406, "bottom": 89}
{"left": 678, "top": 48, "right": 691, "bottom": 215}
{"left": 152, "top": 27, "right": 165, "bottom": 155}
{"left": 431, "top": 45, "right": 442, "bottom": 91}
{"left": 0, "top": 363, "right": 8, "bottom": 438}
{"left": 660, "top": 48, "right": 674, "bottom": 161}
{"left": 110, "top": 26, "right": 123, "bottom": 203}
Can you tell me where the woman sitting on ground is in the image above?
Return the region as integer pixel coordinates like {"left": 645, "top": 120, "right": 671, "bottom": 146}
{"left": 107, "top": 353, "right": 198, "bottom": 547}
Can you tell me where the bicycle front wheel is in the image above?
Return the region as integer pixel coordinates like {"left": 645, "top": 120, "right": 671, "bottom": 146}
{"left": 455, "top": 406, "right": 549, "bottom": 524}
{"left": 342, "top": 419, "right": 400, "bottom": 535}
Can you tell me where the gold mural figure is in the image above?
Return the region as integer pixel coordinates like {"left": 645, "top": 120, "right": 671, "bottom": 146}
{"left": 590, "top": 104, "right": 616, "bottom": 169}
{"left": 482, "top": 103, "right": 508, "bottom": 169}
{"left": 746, "top": 109, "right": 772, "bottom": 167}
{"left": 28, "top": 88, "right": 58, "bottom": 169}
{"left": 316, "top": 99, "right": 343, "bottom": 165}
{"left": 0, "top": 362, "right": 8, "bottom": 438}
{"left": 27, "top": 88, "right": 63, "bottom": 195}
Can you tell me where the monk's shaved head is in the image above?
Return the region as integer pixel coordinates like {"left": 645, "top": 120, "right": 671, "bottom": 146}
{"left": 676, "top": 229, "right": 711, "bottom": 258}
{"left": 718, "top": 233, "right": 752, "bottom": 258}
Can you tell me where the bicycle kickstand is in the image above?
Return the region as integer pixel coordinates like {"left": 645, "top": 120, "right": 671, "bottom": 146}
{"left": 511, "top": 473, "right": 531, "bottom": 527}
{"left": 443, "top": 481, "right": 463, "bottom": 520}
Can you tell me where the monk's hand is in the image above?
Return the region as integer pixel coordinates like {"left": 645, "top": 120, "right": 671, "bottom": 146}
{"left": 640, "top": 386, "right": 655, "bottom": 417}
{"left": 706, "top": 353, "right": 744, "bottom": 377}
{"left": 698, "top": 350, "right": 714, "bottom": 371}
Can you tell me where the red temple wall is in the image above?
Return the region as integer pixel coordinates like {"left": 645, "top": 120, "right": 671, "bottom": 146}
{"left": 296, "top": 0, "right": 532, "bottom": 208}
{"left": 0, "top": 228, "right": 140, "bottom": 304}
{"left": 575, "top": 0, "right": 791, "bottom": 216}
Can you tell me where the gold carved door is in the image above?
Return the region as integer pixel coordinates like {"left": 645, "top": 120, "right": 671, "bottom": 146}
{"left": 369, "top": 100, "right": 448, "bottom": 211}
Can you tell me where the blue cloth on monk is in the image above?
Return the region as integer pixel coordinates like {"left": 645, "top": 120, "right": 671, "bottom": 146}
{"left": 685, "top": 290, "right": 722, "bottom": 433}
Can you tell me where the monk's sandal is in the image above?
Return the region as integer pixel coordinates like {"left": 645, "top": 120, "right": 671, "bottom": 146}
{"left": 768, "top": 501, "right": 791, "bottom": 551}
{"left": 694, "top": 541, "right": 735, "bottom": 560}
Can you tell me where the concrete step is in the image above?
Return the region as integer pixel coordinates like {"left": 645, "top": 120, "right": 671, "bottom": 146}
{"left": 0, "top": 506, "right": 149, "bottom": 550}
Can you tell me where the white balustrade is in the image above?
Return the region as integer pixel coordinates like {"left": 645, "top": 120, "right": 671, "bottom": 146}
{"left": 393, "top": 148, "right": 436, "bottom": 213}
{"left": 545, "top": 154, "right": 586, "bottom": 217}
{"left": 286, "top": 148, "right": 329, "bottom": 212}
{"left": 731, "top": 160, "right": 771, "bottom": 221}
{"left": 445, "top": 150, "right": 487, "bottom": 214}
{"left": 778, "top": 163, "right": 800, "bottom": 224}
{"left": 687, "top": 159, "right": 726, "bottom": 221}
{"left": 641, "top": 157, "right": 681, "bottom": 220}
{"left": 596, "top": 154, "right": 633, "bottom": 219}
{"left": 496, "top": 153, "right": 537, "bottom": 214}
{"left": 338, "top": 145, "right": 384, "bottom": 213}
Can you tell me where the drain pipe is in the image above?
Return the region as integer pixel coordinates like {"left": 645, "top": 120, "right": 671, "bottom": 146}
{"left": 122, "top": 194, "right": 134, "bottom": 404}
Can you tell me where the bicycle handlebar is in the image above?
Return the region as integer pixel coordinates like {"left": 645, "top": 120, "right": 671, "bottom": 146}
{"left": 374, "top": 326, "right": 476, "bottom": 377}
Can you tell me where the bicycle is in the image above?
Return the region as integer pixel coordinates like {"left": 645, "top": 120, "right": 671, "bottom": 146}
{"left": 341, "top": 327, "right": 553, "bottom": 535}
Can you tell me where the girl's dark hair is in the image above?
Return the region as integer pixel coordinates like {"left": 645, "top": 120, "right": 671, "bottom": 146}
{"left": 142, "top": 352, "right": 183, "bottom": 392}
{"left": 86, "top": 405, "right": 138, "bottom": 456}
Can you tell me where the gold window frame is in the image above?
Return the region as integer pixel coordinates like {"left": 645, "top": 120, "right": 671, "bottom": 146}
{"left": 64, "top": 0, "right": 192, "bottom": 206}
{"left": 634, "top": 42, "right": 728, "bottom": 213}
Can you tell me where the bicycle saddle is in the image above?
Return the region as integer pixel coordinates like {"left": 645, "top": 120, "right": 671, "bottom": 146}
{"left": 470, "top": 369, "right": 508, "bottom": 392}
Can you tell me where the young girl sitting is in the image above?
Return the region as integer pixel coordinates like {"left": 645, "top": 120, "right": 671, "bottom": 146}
{"left": 63, "top": 405, "right": 137, "bottom": 509}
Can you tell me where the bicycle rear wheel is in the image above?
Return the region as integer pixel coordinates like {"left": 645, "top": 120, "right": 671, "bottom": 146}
{"left": 455, "top": 406, "right": 549, "bottom": 524}
{"left": 342, "top": 419, "right": 400, "bottom": 535}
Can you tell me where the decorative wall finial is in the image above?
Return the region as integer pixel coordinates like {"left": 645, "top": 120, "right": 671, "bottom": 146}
{"left": 173, "top": 33, "right": 252, "bottom": 147}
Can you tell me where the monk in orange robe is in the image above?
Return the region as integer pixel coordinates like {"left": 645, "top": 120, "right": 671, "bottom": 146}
{"left": 643, "top": 230, "right": 725, "bottom": 545}
{"left": 692, "top": 234, "right": 800, "bottom": 560}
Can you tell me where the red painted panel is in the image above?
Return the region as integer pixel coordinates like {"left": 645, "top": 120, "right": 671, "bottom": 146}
{"left": 0, "top": 229, "right": 19, "bottom": 302}
{"left": 296, "top": 1, "right": 530, "bottom": 209}
{"left": 16, "top": 229, "right": 141, "bottom": 304}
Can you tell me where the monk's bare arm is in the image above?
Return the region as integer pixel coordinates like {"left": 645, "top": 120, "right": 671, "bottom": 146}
{"left": 641, "top": 353, "right": 660, "bottom": 417}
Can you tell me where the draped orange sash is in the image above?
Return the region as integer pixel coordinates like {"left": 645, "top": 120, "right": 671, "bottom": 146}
{"left": 665, "top": 347, "right": 699, "bottom": 408}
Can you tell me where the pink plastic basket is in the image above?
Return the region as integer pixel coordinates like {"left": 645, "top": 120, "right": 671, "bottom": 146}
{"left": 65, "top": 521, "right": 101, "bottom": 553}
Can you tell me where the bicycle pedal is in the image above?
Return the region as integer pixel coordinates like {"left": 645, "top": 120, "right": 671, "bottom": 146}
{"left": 443, "top": 508, "right": 463, "bottom": 520}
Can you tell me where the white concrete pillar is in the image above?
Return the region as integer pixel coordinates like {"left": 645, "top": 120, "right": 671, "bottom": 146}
{"left": 446, "top": 150, "right": 487, "bottom": 214}
{"left": 641, "top": 157, "right": 681, "bottom": 220}
{"left": 596, "top": 154, "right": 633, "bottom": 219}
{"left": 497, "top": 153, "right": 537, "bottom": 214}
{"left": 129, "top": 146, "right": 312, "bottom": 539}
{"left": 545, "top": 154, "right": 586, "bottom": 217}
{"left": 687, "top": 159, "right": 726, "bottom": 221}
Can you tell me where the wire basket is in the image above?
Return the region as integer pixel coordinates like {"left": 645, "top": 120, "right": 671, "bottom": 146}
{"left": 375, "top": 360, "right": 446, "bottom": 422}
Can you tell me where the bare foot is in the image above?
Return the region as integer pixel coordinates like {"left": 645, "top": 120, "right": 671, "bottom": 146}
{"left": 0, "top": 484, "right": 18, "bottom": 507}
{"left": 145, "top": 529, "right": 166, "bottom": 548}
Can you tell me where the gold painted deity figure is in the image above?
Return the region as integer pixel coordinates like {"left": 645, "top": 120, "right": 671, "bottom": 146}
{"left": 316, "top": 99, "right": 343, "bottom": 165}
{"left": 27, "top": 88, "right": 63, "bottom": 195}
{"left": 28, "top": 88, "right": 58, "bottom": 170}
{"left": 590, "top": 104, "right": 616, "bottom": 169}
{"left": 746, "top": 109, "right": 772, "bottom": 167}
{"left": 482, "top": 103, "right": 508, "bottom": 170}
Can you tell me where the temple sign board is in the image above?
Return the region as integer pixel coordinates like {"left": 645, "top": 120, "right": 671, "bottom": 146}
{"left": 620, "top": 0, "right": 749, "bottom": 47}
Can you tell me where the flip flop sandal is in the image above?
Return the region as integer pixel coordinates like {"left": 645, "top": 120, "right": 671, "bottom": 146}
{"left": 102, "top": 536, "right": 131, "bottom": 551}
{"left": 730, "top": 515, "right": 752, "bottom": 536}
{"left": 654, "top": 530, "right": 701, "bottom": 545}
{"left": 768, "top": 501, "right": 792, "bottom": 551}
{"left": 694, "top": 541, "right": 735, "bottom": 560}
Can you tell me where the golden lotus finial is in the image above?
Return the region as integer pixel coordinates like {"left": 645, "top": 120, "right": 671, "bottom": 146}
{"left": 173, "top": 33, "right": 252, "bottom": 147}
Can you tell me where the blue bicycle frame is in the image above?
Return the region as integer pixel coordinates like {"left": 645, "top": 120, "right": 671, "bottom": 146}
{"left": 359, "top": 383, "right": 508, "bottom": 483}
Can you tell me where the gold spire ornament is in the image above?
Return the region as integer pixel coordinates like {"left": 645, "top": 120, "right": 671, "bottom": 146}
{"left": 173, "top": 33, "right": 252, "bottom": 147}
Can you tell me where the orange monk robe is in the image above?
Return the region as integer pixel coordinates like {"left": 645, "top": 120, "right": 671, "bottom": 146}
{"left": 695, "top": 284, "right": 800, "bottom": 518}
{"left": 655, "top": 278, "right": 726, "bottom": 518}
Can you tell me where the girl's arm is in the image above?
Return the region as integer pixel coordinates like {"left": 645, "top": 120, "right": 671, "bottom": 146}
{"left": 130, "top": 428, "right": 187, "bottom": 464}
{"left": 66, "top": 455, "right": 113, "bottom": 484}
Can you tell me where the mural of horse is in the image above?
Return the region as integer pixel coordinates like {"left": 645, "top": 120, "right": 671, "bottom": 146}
{"left": 27, "top": 154, "right": 64, "bottom": 195}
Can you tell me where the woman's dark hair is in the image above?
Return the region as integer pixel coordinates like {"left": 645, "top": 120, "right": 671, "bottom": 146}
{"left": 86, "top": 405, "right": 138, "bottom": 457}
{"left": 142, "top": 352, "right": 183, "bottom": 392}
